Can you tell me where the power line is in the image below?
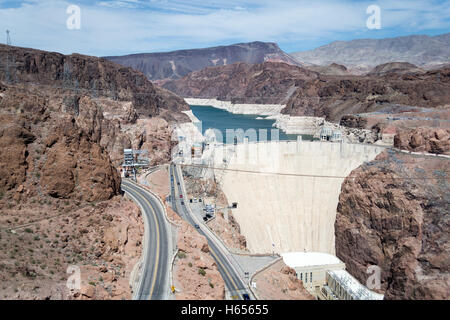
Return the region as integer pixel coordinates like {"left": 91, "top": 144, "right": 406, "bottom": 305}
{"left": 179, "top": 163, "right": 449, "bottom": 181}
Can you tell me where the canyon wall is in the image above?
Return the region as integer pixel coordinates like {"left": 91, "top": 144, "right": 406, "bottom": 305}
{"left": 163, "top": 61, "right": 450, "bottom": 123}
{"left": 335, "top": 150, "right": 449, "bottom": 299}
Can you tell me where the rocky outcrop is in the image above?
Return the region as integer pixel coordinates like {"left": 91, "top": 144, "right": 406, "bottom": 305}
{"left": 394, "top": 127, "right": 450, "bottom": 155}
{"left": 40, "top": 117, "right": 120, "bottom": 201}
{"left": 335, "top": 150, "right": 449, "bottom": 300}
{"left": 163, "top": 61, "right": 450, "bottom": 123}
{"left": 0, "top": 85, "right": 119, "bottom": 201}
{"left": 367, "top": 62, "right": 424, "bottom": 76}
{"left": 0, "top": 44, "right": 190, "bottom": 300}
{"left": 105, "top": 41, "right": 299, "bottom": 81}
{"left": 0, "top": 44, "right": 191, "bottom": 167}
{"left": 252, "top": 260, "right": 315, "bottom": 300}
{"left": 282, "top": 66, "right": 450, "bottom": 122}
{"left": 339, "top": 115, "right": 368, "bottom": 129}
{"left": 163, "top": 62, "right": 317, "bottom": 105}
{"left": 0, "top": 44, "right": 189, "bottom": 122}
{"left": 306, "top": 63, "right": 350, "bottom": 76}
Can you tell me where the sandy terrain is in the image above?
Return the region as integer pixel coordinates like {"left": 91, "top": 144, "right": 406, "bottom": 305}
{"left": 0, "top": 196, "right": 143, "bottom": 300}
{"left": 252, "top": 259, "right": 314, "bottom": 300}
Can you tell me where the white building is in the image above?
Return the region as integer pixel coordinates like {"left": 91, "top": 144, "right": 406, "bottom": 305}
{"left": 282, "top": 252, "right": 384, "bottom": 300}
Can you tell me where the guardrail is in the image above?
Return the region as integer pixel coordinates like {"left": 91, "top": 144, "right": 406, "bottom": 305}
{"left": 122, "top": 185, "right": 150, "bottom": 300}
{"left": 247, "top": 256, "right": 283, "bottom": 300}
{"left": 137, "top": 166, "right": 182, "bottom": 298}
{"left": 175, "top": 164, "right": 258, "bottom": 299}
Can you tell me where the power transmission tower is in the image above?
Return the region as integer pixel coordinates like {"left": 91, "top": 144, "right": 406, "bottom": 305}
{"left": 6, "top": 30, "right": 11, "bottom": 45}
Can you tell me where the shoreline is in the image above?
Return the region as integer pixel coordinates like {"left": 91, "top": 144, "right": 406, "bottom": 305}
{"left": 183, "top": 98, "right": 380, "bottom": 144}
{"left": 185, "top": 98, "right": 285, "bottom": 116}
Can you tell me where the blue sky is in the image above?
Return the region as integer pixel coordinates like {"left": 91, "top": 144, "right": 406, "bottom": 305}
{"left": 0, "top": 0, "right": 449, "bottom": 56}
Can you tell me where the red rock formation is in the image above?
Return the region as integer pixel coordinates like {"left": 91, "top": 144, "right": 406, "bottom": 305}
{"left": 162, "top": 61, "right": 450, "bottom": 122}
{"left": 335, "top": 150, "right": 449, "bottom": 299}
{"left": 163, "top": 61, "right": 317, "bottom": 105}
{"left": 394, "top": 127, "right": 450, "bottom": 155}
{"left": 0, "top": 44, "right": 189, "bottom": 122}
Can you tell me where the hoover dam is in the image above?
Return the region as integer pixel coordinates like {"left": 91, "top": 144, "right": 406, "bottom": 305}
{"left": 200, "top": 140, "right": 385, "bottom": 255}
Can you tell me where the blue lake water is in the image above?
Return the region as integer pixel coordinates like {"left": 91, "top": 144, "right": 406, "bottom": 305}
{"left": 190, "top": 105, "right": 312, "bottom": 144}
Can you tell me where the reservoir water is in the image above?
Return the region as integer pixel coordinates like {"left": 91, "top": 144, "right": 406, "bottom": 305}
{"left": 190, "top": 105, "right": 311, "bottom": 143}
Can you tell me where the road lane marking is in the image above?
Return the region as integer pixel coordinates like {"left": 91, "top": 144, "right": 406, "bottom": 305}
{"left": 170, "top": 167, "right": 242, "bottom": 296}
{"left": 123, "top": 182, "right": 161, "bottom": 299}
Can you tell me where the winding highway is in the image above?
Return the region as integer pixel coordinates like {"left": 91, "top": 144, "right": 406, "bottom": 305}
{"left": 121, "top": 179, "right": 172, "bottom": 300}
{"left": 169, "top": 164, "right": 252, "bottom": 300}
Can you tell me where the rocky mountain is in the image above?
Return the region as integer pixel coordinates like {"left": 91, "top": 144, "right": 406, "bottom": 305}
{"left": 162, "top": 61, "right": 318, "bottom": 105}
{"left": 104, "top": 41, "right": 300, "bottom": 81}
{"left": 394, "top": 127, "right": 450, "bottom": 155}
{"left": 335, "top": 149, "right": 449, "bottom": 299}
{"left": 305, "top": 63, "right": 350, "bottom": 76}
{"left": 367, "top": 62, "right": 424, "bottom": 76}
{"left": 282, "top": 65, "right": 450, "bottom": 121}
{"left": 0, "top": 44, "right": 190, "bottom": 166}
{"left": 0, "top": 44, "right": 189, "bottom": 122}
{"left": 291, "top": 33, "right": 450, "bottom": 74}
{"left": 162, "top": 61, "right": 450, "bottom": 122}
{"left": 0, "top": 44, "right": 190, "bottom": 299}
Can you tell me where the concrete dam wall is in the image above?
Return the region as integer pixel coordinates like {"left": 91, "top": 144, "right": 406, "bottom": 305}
{"left": 212, "top": 141, "right": 384, "bottom": 255}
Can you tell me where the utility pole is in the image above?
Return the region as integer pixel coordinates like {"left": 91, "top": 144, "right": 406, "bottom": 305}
{"left": 6, "top": 30, "right": 11, "bottom": 45}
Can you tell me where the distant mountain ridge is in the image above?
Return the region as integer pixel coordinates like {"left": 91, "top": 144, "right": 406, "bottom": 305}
{"left": 291, "top": 33, "right": 450, "bottom": 74}
{"left": 104, "top": 41, "right": 300, "bottom": 81}
{"left": 162, "top": 61, "right": 450, "bottom": 122}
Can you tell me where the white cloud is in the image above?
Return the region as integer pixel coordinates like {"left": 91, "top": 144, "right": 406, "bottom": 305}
{"left": 0, "top": 0, "right": 448, "bottom": 56}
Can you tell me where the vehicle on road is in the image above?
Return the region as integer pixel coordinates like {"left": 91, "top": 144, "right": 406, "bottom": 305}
{"left": 194, "top": 224, "right": 200, "bottom": 229}
{"left": 180, "top": 194, "right": 183, "bottom": 198}
{"left": 242, "top": 293, "right": 251, "bottom": 300}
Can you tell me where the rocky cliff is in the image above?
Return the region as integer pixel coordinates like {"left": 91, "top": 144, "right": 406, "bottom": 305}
{"left": 335, "top": 150, "right": 449, "bottom": 299}
{"left": 394, "top": 128, "right": 450, "bottom": 155}
{"left": 163, "top": 61, "right": 450, "bottom": 122}
{"left": 0, "top": 44, "right": 190, "bottom": 166}
{"left": 0, "top": 44, "right": 189, "bottom": 299}
{"left": 105, "top": 41, "right": 299, "bottom": 81}
{"left": 162, "top": 61, "right": 318, "bottom": 105}
{"left": 0, "top": 44, "right": 189, "bottom": 121}
{"left": 367, "top": 62, "right": 424, "bottom": 76}
{"left": 0, "top": 84, "right": 120, "bottom": 200}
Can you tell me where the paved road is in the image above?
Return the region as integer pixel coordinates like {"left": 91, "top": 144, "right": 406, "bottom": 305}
{"left": 169, "top": 164, "right": 252, "bottom": 300}
{"left": 121, "top": 179, "right": 172, "bottom": 300}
